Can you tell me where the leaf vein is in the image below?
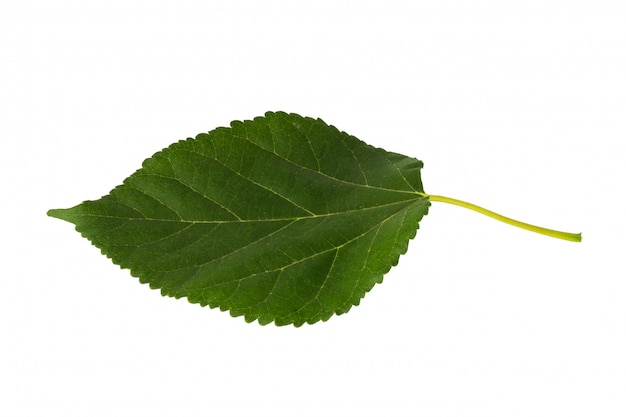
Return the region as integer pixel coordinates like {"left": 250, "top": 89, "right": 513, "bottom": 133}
{"left": 126, "top": 182, "right": 184, "bottom": 220}
{"left": 61, "top": 197, "right": 424, "bottom": 224}
{"left": 235, "top": 125, "right": 417, "bottom": 194}
{"left": 205, "top": 201, "right": 415, "bottom": 295}
{"left": 136, "top": 173, "right": 242, "bottom": 220}
{"left": 183, "top": 147, "right": 316, "bottom": 216}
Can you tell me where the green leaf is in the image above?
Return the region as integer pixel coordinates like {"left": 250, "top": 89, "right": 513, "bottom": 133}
{"left": 50, "top": 111, "right": 582, "bottom": 326}
{"left": 49, "top": 112, "right": 430, "bottom": 326}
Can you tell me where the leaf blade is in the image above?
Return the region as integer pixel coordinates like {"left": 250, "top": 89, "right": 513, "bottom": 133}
{"left": 49, "top": 112, "right": 430, "bottom": 325}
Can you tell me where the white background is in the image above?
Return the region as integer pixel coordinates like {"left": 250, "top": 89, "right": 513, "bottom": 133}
{"left": 1, "top": 1, "right": 625, "bottom": 416}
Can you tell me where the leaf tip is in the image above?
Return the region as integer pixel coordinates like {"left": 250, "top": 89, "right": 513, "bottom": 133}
{"left": 47, "top": 207, "right": 75, "bottom": 224}
{"left": 47, "top": 208, "right": 63, "bottom": 219}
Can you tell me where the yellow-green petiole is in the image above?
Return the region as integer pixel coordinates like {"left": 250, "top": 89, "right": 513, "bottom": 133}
{"left": 420, "top": 193, "right": 582, "bottom": 242}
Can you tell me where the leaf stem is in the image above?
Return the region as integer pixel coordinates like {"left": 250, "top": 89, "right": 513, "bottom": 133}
{"left": 423, "top": 194, "right": 582, "bottom": 242}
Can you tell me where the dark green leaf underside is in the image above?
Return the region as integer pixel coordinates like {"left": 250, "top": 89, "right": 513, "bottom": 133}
{"left": 49, "top": 111, "right": 430, "bottom": 326}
